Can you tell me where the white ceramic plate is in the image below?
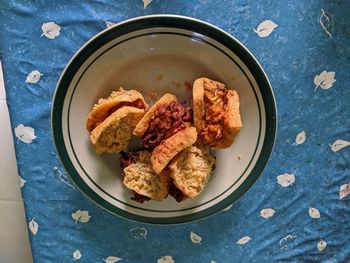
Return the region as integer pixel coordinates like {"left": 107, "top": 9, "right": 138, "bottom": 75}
{"left": 52, "top": 15, "right": 277, "bottom": 224}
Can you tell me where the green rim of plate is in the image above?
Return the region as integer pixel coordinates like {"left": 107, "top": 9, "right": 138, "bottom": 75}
{"left": 51, "top": 15, "right": 277, "bottom": 224}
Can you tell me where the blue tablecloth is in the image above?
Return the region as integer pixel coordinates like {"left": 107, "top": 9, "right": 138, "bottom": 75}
{"left": 1, "top": 1, "right": 350, "bottom": 262}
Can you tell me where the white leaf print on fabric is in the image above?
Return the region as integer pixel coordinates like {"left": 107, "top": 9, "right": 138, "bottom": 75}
{"left": 54, "top": 166, "right": 75, "bottom": 189}
{"left": 72, "top": 210, "right": 91, "bottom": 223}
{"left": 143, "top": 0, "right": 153, "bottom": 9}
{"left": 260, "top": 208, "right": 275, "bottom": 219}
{"left": 157, "top": 256, "right": 175, "bottom": 263}
{"left": 330, "top": 140, "right": 350, "bottom": 152}
{"left": 28, "top": 219, "right": 38, "bottom": 235}
{"left": 319, "top": 9, "right": 334, "bottom": 38}
{"left": 129, "top": 227, "right": 147, "bottom": 239}
{"left": 277, "top": 173, "right": 295, "bottom": 187}
{"left": 73, "top": 250, "right": 82, "bottom": 260}
{"left": 25, "top": 70, "right": 43, "bottom": 84}
{"left": 222, "top": 204, "right": 233, "bottom": 211}
{"left": 19, "top": 176, "right": 26, "bottom": 188}
{"left": 314, "top": 70, "right": 336, "bottom": 90}
{"left": 308, "top": 207, "right": 321, "bottom": 219}
{"left": 190, "top": 232, "right": 202, "bottom": 244}
{"left": 15, "top": 124, "right": 36, "bottom": 144}
{"left": 253, "top": 20, "right": 278, "bottom": 37}
{"left": 41, "top": 22, "right": 61, "bottom": 39}
{"left": 236, "top": 236, "right": 251, "bottom": 245}
{"left": 210, "top": 261, "right": 216, "bottom": 263}
{"left": 317, "top": 240, "right": 327, "bottom": 251}
{"left": 279, "top": 234, "right": 296, "bottom": 250}
{"left": 339, "top": 182, "right": 350, "bottom": 200}
{"left": 103, "top": 256, "right": 122, "bottom": 263}
{"left": 105, "top": 21, "right": 116, "bottom": 28}
{"left": 295, "top": 131, "right": 306, "bottom": 145}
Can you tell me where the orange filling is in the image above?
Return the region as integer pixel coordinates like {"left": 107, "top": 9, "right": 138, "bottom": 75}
{"left": 200, "top": 80, "right": 227, "bottom": 146}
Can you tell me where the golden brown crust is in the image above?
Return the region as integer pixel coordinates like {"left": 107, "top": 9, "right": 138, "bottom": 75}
{"left": 168, "top": 144, "right": 215, "bottom": 198}
{"left": 214, "top": 90, "right": 242, "bottom": 149}
{"left": 90, "top": 106, "right": 145, "bottom": 153}
{"left": 133, "top": 93, "right": 178, "bottom": 137}
{"left": 151, "top": 127, "right": 197, "bottom": 174}
{"left": 192, "top": 78, "right": 242, "bottom": 149}
{"left": 123, "top": 151, "right": 170, "bottom": 201}
{"left": 192, "top": 78, "right": 205, "bottom": 132}
{"left": 86, "top": 88, "right": 148, "bottom": 132}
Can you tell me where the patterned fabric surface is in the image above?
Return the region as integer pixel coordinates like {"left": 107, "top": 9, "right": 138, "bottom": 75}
{"left": 1, "top": 0, "right": 349, "bottom": 262}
